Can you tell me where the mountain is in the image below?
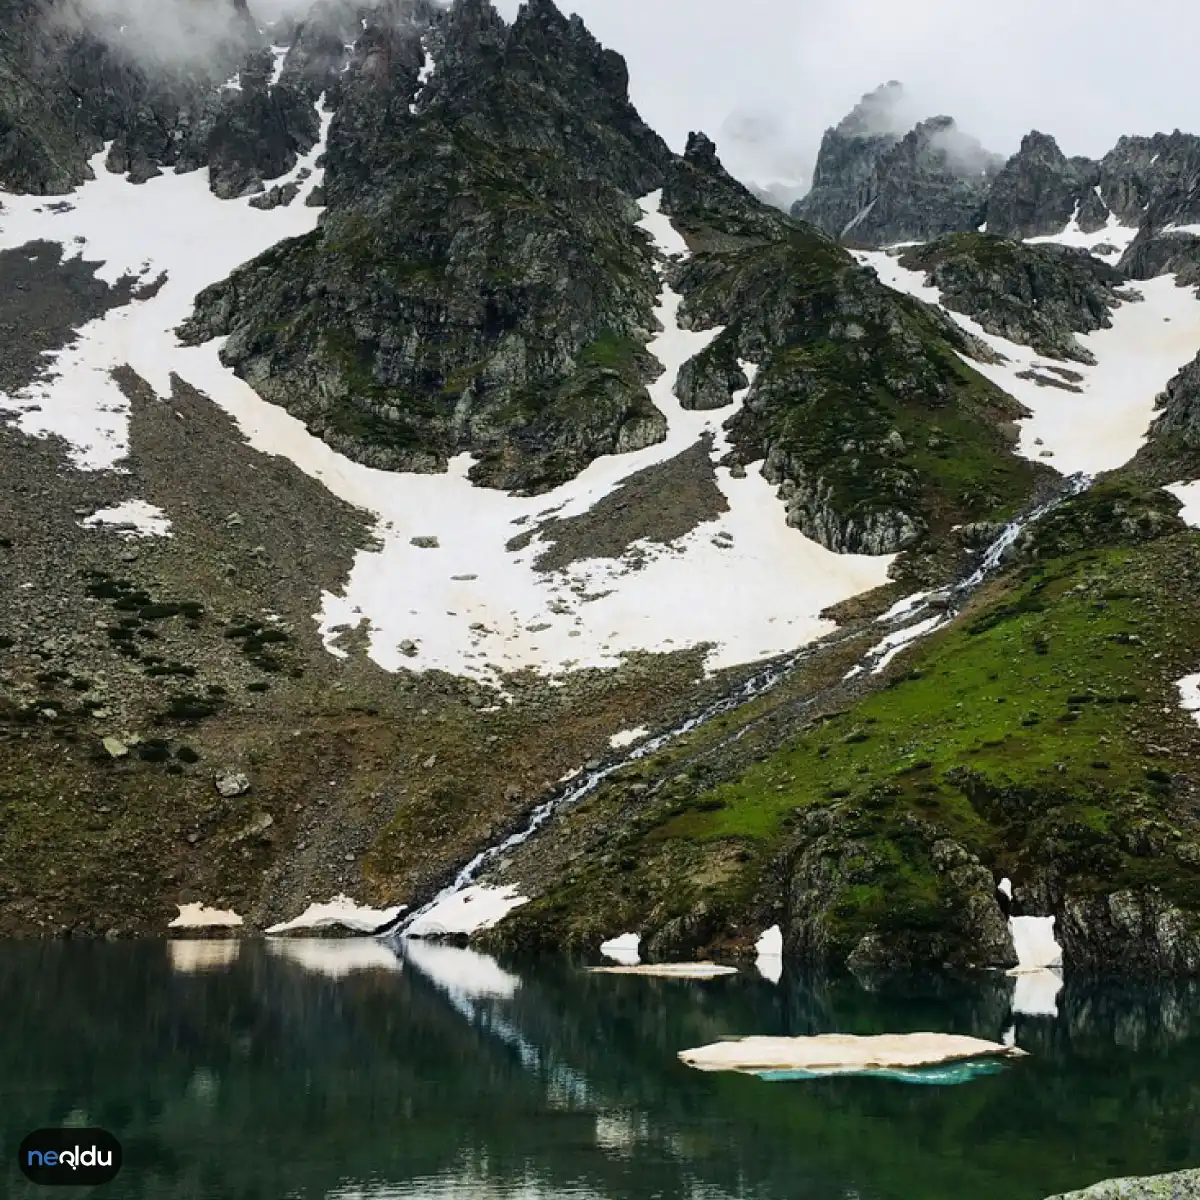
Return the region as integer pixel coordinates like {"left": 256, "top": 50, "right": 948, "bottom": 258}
{"left": 0, "top": 0, "right": 1199, "bottom": 981}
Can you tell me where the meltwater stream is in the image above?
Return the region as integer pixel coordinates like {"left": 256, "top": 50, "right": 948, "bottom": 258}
{"left": 383, "top": 473, "right": 1093, "bottom": 940}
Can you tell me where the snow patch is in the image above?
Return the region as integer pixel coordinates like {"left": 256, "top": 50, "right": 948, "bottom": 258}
{"left": 600, "top": 932, "right": 641, "bottom": 966}
{"left": 857, "top": 250, "right": 1200, "bottom": 476}
{"left": 877, "top": 591, "right": 930, "bottom": 623}
{"left": 1026, "top": 211, "right": 1139, "bottom": 260}
{"left": 409, "top": 38, "right": 436, "bottom": 114}
{"left": 1163, "top": 223, "right": 1200, "bottom": 237}
{"left": 265, "top": 894, "right": 403, "bottom": 935}
{"left": 755, "top": 924, "right": 783, "bottom": 984}
{"left": 404, "top": 884, "right": 528, "bottom": 938}
{"left": 1167, "top": 480, "right": 1200, "bottom": 528}
{"left": 269, "top": 45, "right": 288, "bottom": 87}
{"left": 268, "top": 938, "right": 403, "bottom": 979}
{"left": 81, "top": 499, "right": 172, "bottom": 538}
{"left": 609, "top": 726, "right": 649, "bottom": 749}
{"left": 1009, "top": 915, "right": 1063, "bottom": 971}
{"left": 866, "top": 614, "right": 949, "bottom": 675}
{"left": 169, "top": 903, "right": 243, "bottom": 929}
{"left": 1176, "top": 674, "right": 1200, "bottom": 727}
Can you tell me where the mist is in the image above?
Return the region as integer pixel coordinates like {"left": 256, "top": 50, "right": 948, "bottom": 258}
{"left": 494, "top": 0, "right": 1200, "bottom": 199}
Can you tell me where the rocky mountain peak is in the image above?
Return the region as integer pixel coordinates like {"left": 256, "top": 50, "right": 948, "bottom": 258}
{"left": 983, "top": 129, "right": 1106, "bottom": 238}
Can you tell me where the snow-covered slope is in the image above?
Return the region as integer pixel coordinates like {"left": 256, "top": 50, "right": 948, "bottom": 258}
{"left": 1, "top": 178, "right": 892, "bottom": 684}
{"left": 857, "top": 248, "right": 1200, "bottom": 476}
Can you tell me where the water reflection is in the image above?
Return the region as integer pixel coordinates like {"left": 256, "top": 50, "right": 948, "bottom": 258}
{"left": 2, "top": 940, "right": 1200, "bottom": 1200}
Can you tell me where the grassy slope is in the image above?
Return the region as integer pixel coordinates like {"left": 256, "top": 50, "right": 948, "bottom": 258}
{"left": 497, "top": 483, "right": 1200, "bottom": 960}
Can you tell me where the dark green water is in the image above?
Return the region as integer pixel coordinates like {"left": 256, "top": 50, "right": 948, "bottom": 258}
{"left": 2, "top": 939, "right": 1199, "bottom": 1200}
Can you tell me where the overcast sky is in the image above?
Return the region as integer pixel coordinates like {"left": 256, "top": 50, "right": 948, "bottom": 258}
{"left": 495, "top": 0, "right": 1200, "bottom": 202}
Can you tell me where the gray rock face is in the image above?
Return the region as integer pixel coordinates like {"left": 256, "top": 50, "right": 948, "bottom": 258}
{"left": 180, "top": 0, "right": 674, "bottom": 493}
{"left": 897, "top": 234, "right": 1129, "bottom": 362}
{"left": 985, "top": 131, "right": 1105, "bottom": 238}
{"left": 1058, "top": 889, "right": 1200, "bottom": 975}
{"left": 1099, "top": 132, "right": 1200, "bottom": 226}
{"left": 792, "top": 83, "right": 1003, "bottom": 247}
{"left": 1147, "top": 351, "right": 1200, "bottom": 455}
{"left": 790, "top": 81, "right": 906, "bottom": 239}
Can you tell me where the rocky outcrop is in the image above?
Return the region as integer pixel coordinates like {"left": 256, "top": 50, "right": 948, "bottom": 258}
{"left": 792, "top": 84, "right": 1003, "bottom": 247}
{"left": 663, "top": 136, "right": 1039, "bottom": 555}
{"left": 180, "top": 0, "right": 674, "bottom": 493}
{"left": 1057, "top": 890, "right": 1200, "bottom": 976}
{"left": 897, "top": 233, "right": 1129, "bottom": 362}
{"left": 985, "top": 131, "right": 1107, "bottom": 238}
{"left": 785, "top": 804, "right": 1017, "bottom": 974}
{"left": 1099, "top": 132, "right": 1200, "bottom": 226}
{"left": 1043, "top": 1170, "right": 1200, "bottom": 1200}
{"left": 1151, "top": 352, "right": 1200, "bottom": 448}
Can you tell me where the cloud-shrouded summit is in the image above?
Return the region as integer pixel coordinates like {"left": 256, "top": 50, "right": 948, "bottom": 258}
{"left": 495, "top": 0, "right": 1200, "bottom": 202}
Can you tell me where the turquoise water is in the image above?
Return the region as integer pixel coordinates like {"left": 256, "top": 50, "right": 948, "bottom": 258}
{"left": 2, "top": 939, "right": 1199, "bottom": 1199}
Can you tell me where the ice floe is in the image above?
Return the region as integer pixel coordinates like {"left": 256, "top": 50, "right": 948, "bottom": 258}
{"left": 265, "top": 894, "right": 404, "bottom": 936}
{"left": 678, "top": 1032, "right": 1027, "bottom": 1075}
{"left": 80, "top": 499, "right": 172, "bottom": 538}
{"left": 168, "top": 903, "right": 243, "bottom": 929}
{"left": 589, "top": 963, "right": 738, "bottom": 979}
{"left": 404, "top": 884, "right": 528, "bottom": 939}
{"left": 856, "top": 250, "right": 1200, "bottom": 476}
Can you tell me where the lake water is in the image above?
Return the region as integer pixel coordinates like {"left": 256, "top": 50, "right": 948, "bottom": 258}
{"left": 3, "top": 940, "right": 1199, "bottom": 1200}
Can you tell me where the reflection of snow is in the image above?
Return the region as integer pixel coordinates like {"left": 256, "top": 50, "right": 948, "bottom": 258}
{"left": 1011, "top": 969, "right": 1063, "bottom": 1018}
{"left": 167, "top": 940, "right": 241, "bottom": 973}
{"left": 755, "top": 925, "right": 783, "bottom": 984}
{"left": 268, "top": 938, "right": 403, "bottom": 980}
{"left": 403, "top": 941, "right": 519, "bottom": 1000}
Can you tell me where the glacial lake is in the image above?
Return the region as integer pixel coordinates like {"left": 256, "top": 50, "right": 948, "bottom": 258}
{"left": 3, "top": 941, "right": 1199, "bottom": 1200}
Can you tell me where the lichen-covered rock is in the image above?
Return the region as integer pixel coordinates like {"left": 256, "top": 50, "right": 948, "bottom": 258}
{"left": 898, "top": 233, "right": 1129, "bottom": 363}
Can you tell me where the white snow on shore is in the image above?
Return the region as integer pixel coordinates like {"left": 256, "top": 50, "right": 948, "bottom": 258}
{"left": 600, "top": 932, "right": 641, "bottom": 965}
{"left": 404, "top": 884, "right": 528, "bottom": 938}
{"left": 81, "top": 499, "right": 172, "bottom": 538}
{"left": 1168, "top": 480, "right": 1200, "bottom": 528}
{"left": 266, "top": 893, "right": 403, "bottom": 935}
{"left": 857, "top": 250, "right": 1200, "bottom": 477}
{"left": 1177, "top": 674, "right": 1200, "bottom": 728}
{"left": 609, "top": 726, "right": 649, "bottom": 749}
{"left": 168, "top": 903, "right": 243, "bottom": 929}
{"left": 1009, "top": 915, "right": 1063, "bottom": 971}
{"left": 755, "top": 925, "right": 783, "bottom": 984}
